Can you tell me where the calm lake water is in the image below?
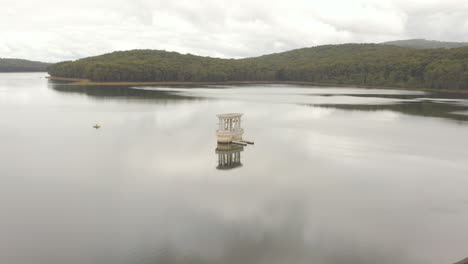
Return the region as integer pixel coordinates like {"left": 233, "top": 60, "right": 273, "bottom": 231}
{"left": 1, "top": 72, "right": 468, "bottom": 264}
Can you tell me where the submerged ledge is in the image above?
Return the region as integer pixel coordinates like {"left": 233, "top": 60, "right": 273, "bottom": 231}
{"left": 46, "top": 76, "right": 468, "bottom": 94}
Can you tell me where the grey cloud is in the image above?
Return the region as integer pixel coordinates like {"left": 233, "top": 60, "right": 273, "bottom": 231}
{"left": 0, "top": 0, "right": 467, "bottom": 62}
{"left": 403, "top": 9, "right": 468, "bottom": 41}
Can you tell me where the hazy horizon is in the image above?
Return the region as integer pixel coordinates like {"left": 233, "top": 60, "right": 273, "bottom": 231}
{"left": 3, "top": 38, "right": 468, "bottom": 64}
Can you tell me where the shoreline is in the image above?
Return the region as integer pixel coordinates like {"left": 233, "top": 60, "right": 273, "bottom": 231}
{"left": 46, "top": 76, "right": 468, "bottom": 94}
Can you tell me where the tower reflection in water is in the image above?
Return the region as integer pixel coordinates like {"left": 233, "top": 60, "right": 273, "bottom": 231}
{"left": 215, "top": 144, "right": 244, "bottom": 170}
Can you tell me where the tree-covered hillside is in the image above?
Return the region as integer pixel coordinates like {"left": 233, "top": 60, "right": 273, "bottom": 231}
{"left": 0, "top": 58, "right": 50, "bottom": 72}
{"left": 382, "top": 39, "right": 468, "bottom": 49}
{"left": 48, "top": 44, "right": 468, "bottom": 90}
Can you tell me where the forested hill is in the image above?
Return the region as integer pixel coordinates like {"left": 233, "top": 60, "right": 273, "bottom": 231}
{"left": 0, "top": 58, "right": 50, "bottom": 72}
{"left": 48, "top": 44, "right": 468, "bottom": 90}
{"left": 382, "top": 39, "right": 468, "bottom": 49}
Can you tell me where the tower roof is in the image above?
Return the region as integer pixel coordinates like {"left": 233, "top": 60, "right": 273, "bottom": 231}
{"left": 217, "top": 113, "right": 243, "bottom": 118}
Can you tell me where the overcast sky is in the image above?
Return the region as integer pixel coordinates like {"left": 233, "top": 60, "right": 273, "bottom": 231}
{"left": 1, "top": 0, "right": 468, "bottom": 62}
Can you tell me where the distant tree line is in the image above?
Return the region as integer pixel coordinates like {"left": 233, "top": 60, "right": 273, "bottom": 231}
{"left": 0, "top": 58, "right": 50, "bottom": 72}
{"left": 47, "top": 44, "right": 468, "bottom": 90}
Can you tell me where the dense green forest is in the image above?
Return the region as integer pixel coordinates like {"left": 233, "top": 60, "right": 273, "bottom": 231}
{"left": 382, "top": 39, "right": 468, "bottom": 49}
{"left": 0, "top": 58, "right": 50, "bottom": 72}
{"left": 48, "top": 44, "right": 468, "bottom": 90}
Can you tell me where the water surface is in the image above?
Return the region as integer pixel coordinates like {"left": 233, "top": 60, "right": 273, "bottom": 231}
{"left": 1, "top": 73, "right": 468, "bottom": 264}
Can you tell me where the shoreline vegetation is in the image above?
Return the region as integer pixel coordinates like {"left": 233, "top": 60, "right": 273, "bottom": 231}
{"left": 47, "top": 44, "right": 468, "bottom": 92}
{"left": 47, "top": 76, "right": 468, "bottom": 94}
{"left": 0, "top": 58, "right": 50, "bottom": 72}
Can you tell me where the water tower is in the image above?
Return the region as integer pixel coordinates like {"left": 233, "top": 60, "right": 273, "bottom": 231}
{"left": 216, "top": 113, "right": 244, "bottom": 144}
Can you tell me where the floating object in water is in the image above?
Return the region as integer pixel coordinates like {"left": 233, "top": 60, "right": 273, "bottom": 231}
{"left": 93, "top": 124, "right": 101, "bottom": 129}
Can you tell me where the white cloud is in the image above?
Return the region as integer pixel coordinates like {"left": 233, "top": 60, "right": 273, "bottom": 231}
{"left": 0, "top": 0, "right": 467, "bottom": 62}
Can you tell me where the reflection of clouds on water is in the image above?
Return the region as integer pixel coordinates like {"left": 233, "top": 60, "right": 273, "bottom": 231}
{"left": 152, "top": 103, "right": 204, "bottom": 128}
{"left": 2, "top": 76, "right": 468, "bottom": 264}
{"left": 133, "top": 85, "right": 427, "bottom": 95}
{"left": 140, "top": 198, "right": 409, "bottom": 264}
{"left": 275, "top": 105, "right": 335, "bottom": 121}
{"left": 131, "top": 85, "right": 419, "bottom": 105}
{"left": 128, "top": 85, "right": 468, "bottom": 122}
{"left": 48, "top": 82, "right": 468, "bottom": 122}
